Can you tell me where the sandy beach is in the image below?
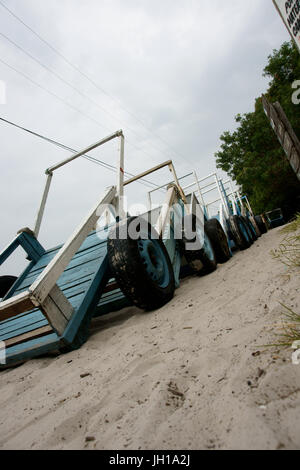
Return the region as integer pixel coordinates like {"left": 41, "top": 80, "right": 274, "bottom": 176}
{"left": 0, "top": 225, "right": 299, "bottom": 450}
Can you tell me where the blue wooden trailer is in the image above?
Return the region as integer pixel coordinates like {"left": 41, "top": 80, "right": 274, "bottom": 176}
{"left": 0, "top": 131, "right": 231, "bottom": 368}
{"left": 264, "top": 208, "right": 285, "bottom": 229}
{"left": 217, "top": 179, "right": 260, "bottom": 249}
{"left": 179, "top": 171, "right": 261, "bottom": 252}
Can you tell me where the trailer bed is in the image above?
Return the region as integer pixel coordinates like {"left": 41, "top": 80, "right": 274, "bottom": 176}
{"left": 0, "top": 229, "right": 124, "bottom": 367}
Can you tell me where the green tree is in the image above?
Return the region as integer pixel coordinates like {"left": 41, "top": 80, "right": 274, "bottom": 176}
{"left": 215, "top": 41, "right": 300, "bottom": 218}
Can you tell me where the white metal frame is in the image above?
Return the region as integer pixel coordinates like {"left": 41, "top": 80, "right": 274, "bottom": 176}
{"left": 0, "top": 130, "right": 190, "bottom": 334}
{"left": 181, "top": 171, "right": 232, "bottom": 219}
{"left": 34, "top": 130, "right": 124, "bottom": 238}
{"left": 182, "top": 169, "right": 260, "bottom": 236}
{"left": 124, "top": 160, "right": 189, "bottom": 236}
{"left": 0, "top": 185, "right": 116, "bottom": 334}
{"left": 147, "top": 171, "right": 193, "bottom": 210}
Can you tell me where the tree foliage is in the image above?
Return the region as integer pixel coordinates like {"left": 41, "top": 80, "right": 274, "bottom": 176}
{"left": 215, "top": 41, "right": 300, "bottom": 218}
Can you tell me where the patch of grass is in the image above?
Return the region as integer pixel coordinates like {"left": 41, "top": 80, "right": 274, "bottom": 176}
{"left": 271, "top": 236, "right": 300, "bottom": 267}
{"left": 271, "top": 215, "right": 300, "bottom": 267}
{"left": 269, "top": 304, "right": 300, "bottom": 348}
{"left": 280, "top": 213, "right": 300, "bottom": 234}
{"left": 268, "top": 221, "right": 300, "bottom": 350}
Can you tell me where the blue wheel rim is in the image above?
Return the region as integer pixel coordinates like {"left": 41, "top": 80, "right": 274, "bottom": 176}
{"left": 138, "top": 239, "right": 170, "bottom": 288}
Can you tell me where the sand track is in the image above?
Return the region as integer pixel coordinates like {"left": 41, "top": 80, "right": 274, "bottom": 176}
{"left": 0, "top": 226, "right": 299, "bottom": 450}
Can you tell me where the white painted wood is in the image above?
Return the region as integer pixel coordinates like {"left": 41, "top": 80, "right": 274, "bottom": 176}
{"left": 47, "top": 285, "right": 74, "bottom": 320}
{"left": 116, "top": 134, "right": 125, "bottom": 219}
{"left": 148, "top": 172, "right": 193, "bottom": 210}
{"left": 193, "top": 172, "right": 216, "bottom": 186}
{"left": 29, "top": 186, "right": 116, "bottom": 304}
{"left": 155, "top": 187, "right": 177, "bottom": 236}
{"left": 0, "top": 291, "right": 34, "bottom": 321}
{"left": 47, "top": 131, "right": 123, "bottom": 173}
{"left": 149, "top": 172, "right": 193, "bottom": 195}
{"left": 147, "top": 191, "right": 152, "bottom": 211}
{"left": 32, "top": 131, "right": 123, "bottom": 238}
{"left": 231, "top": 196, "right": 237, "bottom": 216}
{"left": 124, "top": 160, "right": 172, "bottom": 186}
{"left": 40, "top": 293, "right": 69, "bottom": 336}
{"left": 245, "top": 196, "right": 253, "bottom": 216}
{"left": 214, "top": 174, "right": 230, "bottom": 219}
{"left": 168, "top": 162, "right": 188, "bottom": 206}
{"left": 219, "top": 203, "right": 227, "bottom": 233}
{"left": 0, "top": 291, "right": 31, "bottom": 310}
{"left": 206, "top": 197, "right": 222, "bottom": 207}
{"left": 34, "top": 172, "right": 53, "bottom": 238}
{"left": 193, "top": 171, "right": 205, "bottom": 209}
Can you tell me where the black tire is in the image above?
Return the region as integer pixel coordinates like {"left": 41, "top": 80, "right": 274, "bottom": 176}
{"left": 0, "top": 275, "right": 17, "bottom": 299}
{"left": 229, "top": 215, "right": 252, "bottom": 251}
{"left": 242, "top": 216, "right": 257, "bottom": 242}
{"left": 248, "top": 216, "right": 261, "bottom": 237}
{"left": 255, "top": 215, "right": 267, "bottom": 235}
{"left": 248, "top": 218, "right": 259, "bottom": 240}
{"left": 204, "top": 218, "right": 231, "bottom": 264}
{"left": 182, "top": 214, "right": 217, "bottom": 275}
{"left": 107, "top": 217, "right": 175, "bottom": 311}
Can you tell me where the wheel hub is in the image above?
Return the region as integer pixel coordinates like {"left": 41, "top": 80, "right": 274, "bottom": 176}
{"left": 138, "top": 239, "right": 168, "bottom": 286}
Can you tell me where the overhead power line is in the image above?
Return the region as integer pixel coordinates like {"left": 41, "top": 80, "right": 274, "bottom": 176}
{"left": 0, "top": 0, "right": 193, "bottom": 167}
{"left": 0, "top": 116, "right": 162, "bottom": 190}
{"left": 0, "top": 57, "right": 111, "bottom": 131}
{"left": 0, "top": 56, "right": 171, "bottom": 167}
{"left": 0, "top": 31, "right": 175, "bottom": 161}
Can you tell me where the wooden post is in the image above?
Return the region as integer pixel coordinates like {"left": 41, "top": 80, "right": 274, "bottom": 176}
{"left": 262, "top": 96, "right": 300, "bottom": 182}
{"left": 116, "top": 133, "right": 125, "bottom": 220}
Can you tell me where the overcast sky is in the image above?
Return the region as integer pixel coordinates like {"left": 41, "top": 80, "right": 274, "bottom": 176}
{"left": 0, "top": 0, "right": 290, "bottom": 275}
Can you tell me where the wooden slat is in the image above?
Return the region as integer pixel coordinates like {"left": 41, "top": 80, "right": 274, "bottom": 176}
{"left": 283, "top": 132, "right": 293, "bottom": 158}
{"left": 14, "top": 245, "right": 103, "bottom": 294}
{"left": 4, "top": 325, "right": 53, "bottom": 348}
{"left": 103, "top": 282, "right": 119, "bottom": 294}
{"left": 155, "top": 187, "right": 178, "bottom": 236}
{"left": 24, "top": 232, "right": 103, "bottom": 278}
{"left": 0, "top": 292, "right": 34, "bottom": 321}
{"left": 0, "top": 194, "right": 113, "bottom": 360}
{"left": 263, "top": 97, "right": 300, "bottom": 183}
{"left": 12, "top": 232, "right": 107, "bottom": 296}
{"left": 0, "top": 284, "right": 73, "bottom": 337}
{"left": 1, "top": 319, "right": 48, "bottom": 342}
{"left": 0, "top": 309, "right": 41, "bottom": 333}
{"left": 30, "top": 186, "right": 116, "bottom": 304}
{"left": 124, "top": 160, "right": 172, "bottom": 186}
{"left": 274, "top": 102, "right": 300, "bottom": 157}
{"left": 40, "top": 284, "right": 75, "bottom": 336}
{"left": 47, "top": 285, "right": 74, "bottom": 321}
{"left": 40, "top": 298, "right": 67, "bottom": 336}
{"left": 290, "top": 149, "right": 300, "bottom": 174}
{"left": 99, "top": 291, "right": 125, "bottom": 305}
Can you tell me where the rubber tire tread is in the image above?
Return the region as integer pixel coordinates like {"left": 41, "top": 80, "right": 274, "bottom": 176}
{"left": 107, "top": 217, "right": 175, "bottom": 311}
{"left": 204, "top": 218, "right": 231, "bottom": 264}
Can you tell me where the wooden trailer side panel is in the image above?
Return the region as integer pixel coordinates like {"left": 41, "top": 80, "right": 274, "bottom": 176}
{"left": 0, "top": 230, "right": 113, "bottom": 366}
